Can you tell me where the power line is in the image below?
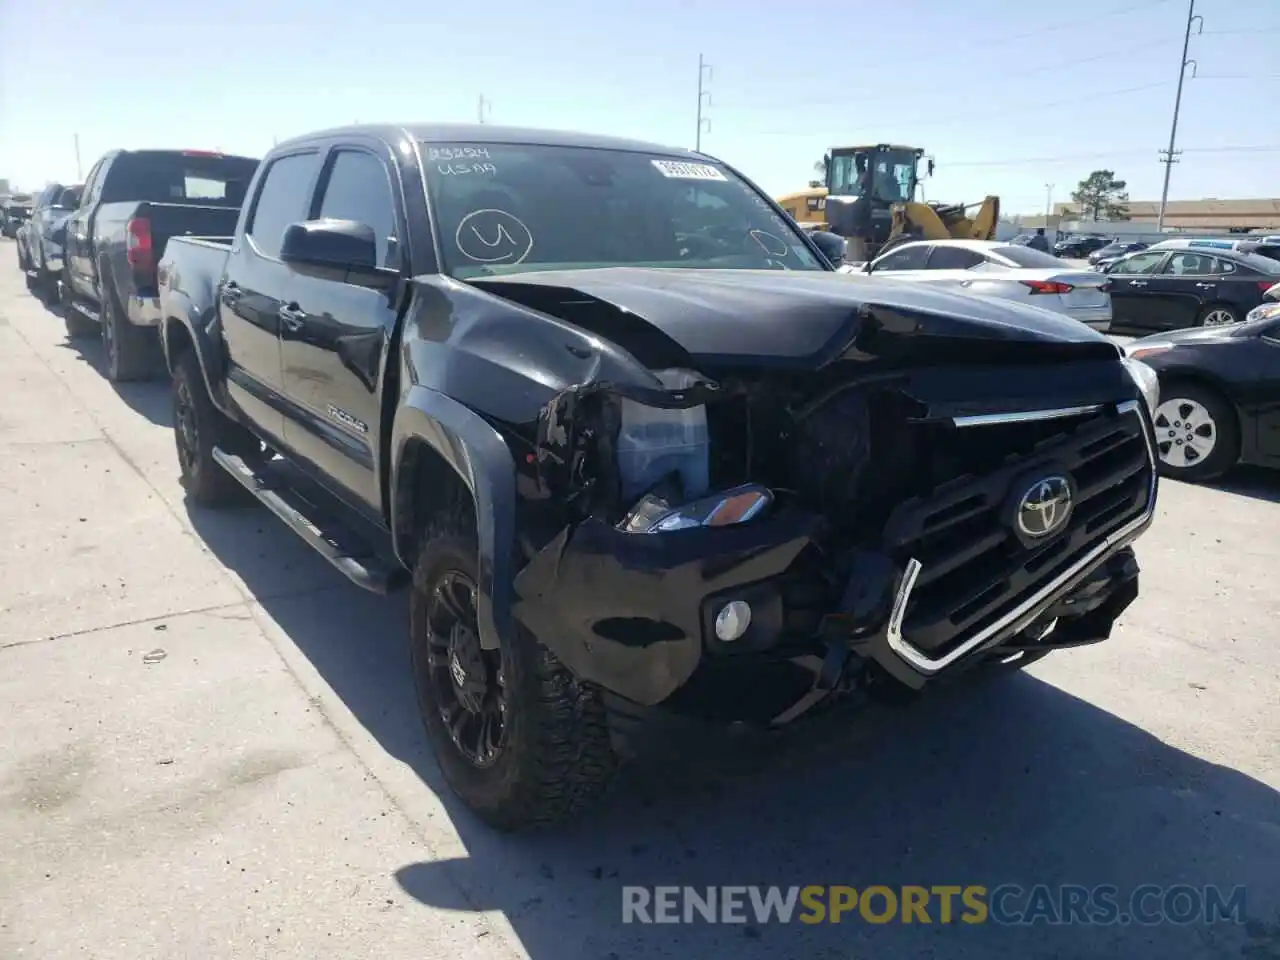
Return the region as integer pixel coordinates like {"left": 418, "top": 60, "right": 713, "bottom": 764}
{"left": 964, "top": 0, "right": 1177, "bottom": 48}
{"left": 943, "top": 144, "right": 1280, "bottom": 168}
{"left": 718, "top": 36, "right": 1182, "bottom": 114}
{"left": 747, "top": 81, "right": 1173, "bottom": 137}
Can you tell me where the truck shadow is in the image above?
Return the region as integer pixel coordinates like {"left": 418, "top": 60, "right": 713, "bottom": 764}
{"left": 34, "top": 294, "right": 172, "bottom": 426}
{"left": 183, "top": 501, "right": 1280, "bottom": 959}
{"left": 1208, "top": 466, "right": 1280, "bottom": 505}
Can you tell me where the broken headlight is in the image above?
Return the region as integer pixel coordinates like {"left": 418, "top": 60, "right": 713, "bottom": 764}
{"left": 618, "top": 484, "right": 773, "bottom": 534}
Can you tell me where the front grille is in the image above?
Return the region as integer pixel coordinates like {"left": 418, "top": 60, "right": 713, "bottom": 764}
{"left": 881, "top": 404, "right": 1154, "bottom": 662}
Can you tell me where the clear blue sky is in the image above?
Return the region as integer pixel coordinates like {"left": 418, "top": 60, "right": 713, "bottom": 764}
{"left": 2, "top": 0, "right": 1277, "bottom": 213}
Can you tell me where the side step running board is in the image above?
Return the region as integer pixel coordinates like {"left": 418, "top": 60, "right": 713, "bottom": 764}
{"left": 211, "top": 447, "right": 408, "bottom": 595}
{"left": 68, "top": 299, "right": 101, "bottom": 323}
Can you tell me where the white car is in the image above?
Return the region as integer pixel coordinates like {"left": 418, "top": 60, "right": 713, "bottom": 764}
{"left": 842, "top": 239, "right": 1113, "bottom": 330}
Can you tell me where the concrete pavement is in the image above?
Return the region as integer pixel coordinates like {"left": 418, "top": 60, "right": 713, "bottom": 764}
{"left": 1, "top": 244, "right": 1277, "bottom": 959}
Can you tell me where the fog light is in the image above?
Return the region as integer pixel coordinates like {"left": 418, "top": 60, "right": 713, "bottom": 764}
{"left": 714, "top": 601, "right": 752, "bottom": 642}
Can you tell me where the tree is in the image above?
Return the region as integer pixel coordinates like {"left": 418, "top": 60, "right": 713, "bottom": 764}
{"left": 812, "top": 153, "right": 830, "bottom": 188}
{"left": 1070, "top": 170, "right": 1130, "bottom": 221}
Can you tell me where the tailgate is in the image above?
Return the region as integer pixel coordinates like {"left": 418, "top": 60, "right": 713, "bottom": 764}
{"left": 142, "top": 202, "right": 242, "bottom": 259}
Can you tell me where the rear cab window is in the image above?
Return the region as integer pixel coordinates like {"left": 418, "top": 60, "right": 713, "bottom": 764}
{"left": 99, "top": 151, "right": 259, "bottom": 206}
{"left": 419, "top": 141, "right": 824, "bottom": 277}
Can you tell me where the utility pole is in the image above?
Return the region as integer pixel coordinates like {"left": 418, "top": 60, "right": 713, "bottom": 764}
{"left": 1157, "top": 0, "right": 1202, "bottom": 232}
{"left": 74, "top": 133, "right": 82, "bottom": 180}
{"left": 1044, "top": 183, "right": 1054, "bottom": 221}
{"left": 695, "top": 54, "right": 712, "bottom": 151}
{"left": 477, "top": 95, "right": 490, "bottom": 124}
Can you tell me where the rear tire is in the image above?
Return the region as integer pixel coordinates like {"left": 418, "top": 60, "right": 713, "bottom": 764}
{"left": 1152, "top": 382, "right": 1240, "bottom": 483}
{"left": 1196, "top": 303, "right": 1240, "bottom": 328}
{"left": 101, "top": 285, "right": 161, "bottom": 382}
{"left": 173, "top": 350, "right": 255, "bottom": 506}
{"left": 409, "top": 513, "right": 617, "bottom": 830}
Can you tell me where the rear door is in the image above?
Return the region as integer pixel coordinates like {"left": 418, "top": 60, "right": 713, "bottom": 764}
{"left": 281, "top": 144, "right": 405, "bottom": 515}
{"left": 66, "top": 157, "right": 108, "bottom": 296}
{"left": 1102, "top": 250, "right": 1169, "bottom": 330}
{"left": 1147, "top": 251, "right": 1222, "bottom": 328}
{"left": 1206, "top": 257, "right": 1279, "bottom": 324}
{"left": 220, "top": 149, "right": 323, "bottom": 445}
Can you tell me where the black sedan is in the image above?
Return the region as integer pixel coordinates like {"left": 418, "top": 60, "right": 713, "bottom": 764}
{"left": 1102, "top": 247, "right": 1280, "bottom": 334}
{"left": 1089, "top": 240, "right": 1148, "bottom": 266}
{"left": 1056, "top": 235, "right": 1111, "bottom": 258}
{"left": 1125, "top": 312, "right": 1280, "bottom": 482}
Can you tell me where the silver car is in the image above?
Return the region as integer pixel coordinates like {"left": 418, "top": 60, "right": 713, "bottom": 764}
{"left": 843, "top": 239, "right": 1113, "bottom": 330}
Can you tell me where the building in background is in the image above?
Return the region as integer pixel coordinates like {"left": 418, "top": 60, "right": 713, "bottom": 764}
{"left": 1055, "top": 198, "right": 1280, "bottom": 233}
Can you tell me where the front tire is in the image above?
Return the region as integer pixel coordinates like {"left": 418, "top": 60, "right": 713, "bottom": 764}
{"left": 1152, "top": 383, "right": 1240, "bottom": 482}
{"left": 173, "top": 350, "right": 254, "bottom": 506}
{"left": 409, "top": 514, "right": 616, "bottom": 830}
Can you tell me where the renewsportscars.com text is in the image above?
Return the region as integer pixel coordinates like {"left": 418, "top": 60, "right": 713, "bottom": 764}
{"left": 622, "top": 884, "right": 1247, "bottom": 926}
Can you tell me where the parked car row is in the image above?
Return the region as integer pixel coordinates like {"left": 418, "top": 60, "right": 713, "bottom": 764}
{"left": 15, "top": 182, "right": 82, "bottom": 294}
{"left": 9, "top": 123, "right": 1166, "bottom": 831}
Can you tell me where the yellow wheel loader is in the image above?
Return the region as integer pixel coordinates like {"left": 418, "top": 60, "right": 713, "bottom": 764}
{"left": 820, "top": 144, "right": 1000, "bottom": 262}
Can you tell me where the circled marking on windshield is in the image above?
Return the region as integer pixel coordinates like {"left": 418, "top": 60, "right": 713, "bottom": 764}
{"left": 455, "top": 209, "right": 534, "bottom": 265}
{"left": 749, "top": 229, "right": 790, "bottom": 257}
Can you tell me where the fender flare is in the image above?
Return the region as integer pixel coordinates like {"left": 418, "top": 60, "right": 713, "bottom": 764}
{"left": 160, "top": 300, "right": 233, "bottom": 417}
{"left": 390, "top": 385, "right": 517, "bottom": 652}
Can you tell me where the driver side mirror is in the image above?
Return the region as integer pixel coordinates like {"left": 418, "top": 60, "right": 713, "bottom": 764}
{"left": 281, "top": 218, "right": 386, "bottom": 280}
{"left": 809, "top": 230, "right": 845, "bottom": 267}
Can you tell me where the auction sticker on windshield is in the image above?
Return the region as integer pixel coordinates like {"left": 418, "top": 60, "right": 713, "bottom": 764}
{"left": 651, "top": 160, "right": 728, "bottom": 181}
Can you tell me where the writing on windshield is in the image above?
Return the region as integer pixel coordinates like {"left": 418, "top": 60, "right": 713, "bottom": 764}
{"left": 421, "top": 142, "right": 824, "bottom": 277}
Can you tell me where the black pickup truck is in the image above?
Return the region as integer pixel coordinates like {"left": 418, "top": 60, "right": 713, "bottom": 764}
{"left": 158, "top": 123, "right": 1161, "bottom": 830}
{"left": 61, "top": 148, "right": 258, "bottom": 380}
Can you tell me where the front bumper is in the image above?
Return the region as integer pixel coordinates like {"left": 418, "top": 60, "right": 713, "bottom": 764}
{"left": 514, "top": 400, "right": 1158, "bottom": 715}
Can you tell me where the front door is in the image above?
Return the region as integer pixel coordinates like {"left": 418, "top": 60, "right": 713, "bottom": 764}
{"left": 1104, "top": 250, "right": 1169, "bottom": 332}
{"left": 219, "top": 149, "right": 323, "bottom": 445}
{"left": 280, "top": 146, "right": 403, "bottom": 516}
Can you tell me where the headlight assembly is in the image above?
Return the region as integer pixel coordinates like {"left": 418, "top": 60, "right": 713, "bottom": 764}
{"left": 619, "top": 484, "right": 773, "bottom": 534}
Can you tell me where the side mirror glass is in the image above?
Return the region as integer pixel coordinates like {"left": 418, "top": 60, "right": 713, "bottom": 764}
{"left": 809, "top": 230, "right": 845, "bottom": 267}
{"left": 281, "top": 218, "right": 379, "bottom": 274}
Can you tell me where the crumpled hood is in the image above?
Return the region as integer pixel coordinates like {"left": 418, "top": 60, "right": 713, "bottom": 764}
{"left": 474, "top": 267, "right": 1113, "bottom": 368}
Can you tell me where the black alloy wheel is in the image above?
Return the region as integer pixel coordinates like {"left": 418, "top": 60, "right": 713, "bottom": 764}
{"left": 419, "top": 568, "right": 508, "bottom": 768}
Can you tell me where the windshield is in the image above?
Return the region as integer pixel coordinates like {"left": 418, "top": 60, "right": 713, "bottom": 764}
{"left": 991, "top": 245, "right": 1069, "bottom": 268}
{"left": 421, "top": 142, "right": 824, "bottom": 278}
{"left": 827, "top": 148, "right": 916, "bottom": 203}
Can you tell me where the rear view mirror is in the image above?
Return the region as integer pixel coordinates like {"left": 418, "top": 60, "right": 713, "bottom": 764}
{"left": 809, "top": 230, "right": 845, "bottom": 267}
{"left": 281, "top": 218, "right": 379, "bottom": 273}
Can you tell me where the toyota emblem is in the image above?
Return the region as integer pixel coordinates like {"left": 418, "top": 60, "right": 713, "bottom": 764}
{"left": 1016, "top": 475, "right": 1074, "bottom": 539}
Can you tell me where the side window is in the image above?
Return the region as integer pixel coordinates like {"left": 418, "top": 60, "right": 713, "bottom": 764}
{"left": 1164, "top": 252, "right": 1217, "bottom": 276}
{"left": 79, "top": 161, "right": 105, "bottom": 207}
{"left": 1212, "top": 257, "right": 1238, "bottom": 275}
{"left": 246, "top": 151, "right": 321, "bottom": 260}
{"left": 1115, "top": 251, "right": 1166, "bottom": 275}
{"left": 926, "top": 246, "right": 984, "bottom": 270}
{"left": 315, "top": 150, "right": 398, "bottom": 268}
{"left": 873, "top": 244, "right": 930, "bottom": 272}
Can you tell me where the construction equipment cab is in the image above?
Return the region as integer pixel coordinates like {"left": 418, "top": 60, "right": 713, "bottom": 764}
{"left": 823, "top": 144, "right": 999, "bottom": 261}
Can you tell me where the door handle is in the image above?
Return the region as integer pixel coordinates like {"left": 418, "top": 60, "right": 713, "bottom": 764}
{"left": 1194, "top": 282, "right": 1217, "bottom": 289}
{"left": 278, "top": 303, "right": 307, "bottom": 331}
{"left": 1129, "top": 280, "right": 1148, "bottom": 287}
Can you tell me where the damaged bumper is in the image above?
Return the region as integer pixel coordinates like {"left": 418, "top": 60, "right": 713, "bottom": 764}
{"left": 516, "top": 364, "right": 1158, "bottom": 721}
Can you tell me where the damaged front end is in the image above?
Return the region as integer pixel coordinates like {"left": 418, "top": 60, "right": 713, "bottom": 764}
{"left": 512, "top": 315, "right": 1157, "bottom": 737}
